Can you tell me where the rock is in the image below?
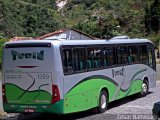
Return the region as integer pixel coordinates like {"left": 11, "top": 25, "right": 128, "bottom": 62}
{"left": 0, "top": 111, "right": 7, "bottom": 118}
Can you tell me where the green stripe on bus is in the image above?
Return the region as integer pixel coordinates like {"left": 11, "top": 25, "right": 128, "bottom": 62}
{"left": 115, "top": 68, "right": 146, "bottom": 99}
{"left": 63, "top": 78, "right": 143, "bottom": 113}
{"left": 64, "top": 79, "right": 117, "bottom": 113}
{"left": 131, "top": 69, "right": 147, "bottom": 81}
{"left": 116, "top": 79, "right": 143, "bottom": 99}
{"left": 5, "top": 84, "right": 52, "bottom": 104}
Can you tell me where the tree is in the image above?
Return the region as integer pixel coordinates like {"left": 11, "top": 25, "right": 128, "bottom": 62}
{"left": 0, "top": 0, "right": 61, "bottom": 38}
{"left": 150, "top": 0, "right": 160, "bottom": 33}
{"left": 0, "top": 38, "right": 8, "bottom": 68}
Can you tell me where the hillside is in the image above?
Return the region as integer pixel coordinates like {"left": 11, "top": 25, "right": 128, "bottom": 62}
{"left": 0, "top": 0, "right": 160, "bottom": 44}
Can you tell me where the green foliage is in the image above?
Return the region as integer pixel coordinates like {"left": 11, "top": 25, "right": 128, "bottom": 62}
{"left": 65, "top": 0, "right": 159, "bottom": 40}
{"left": 147, "top": 34, "right": 160, "bottom": 46}
{"left": 20, "top": 0, "right": 57, "bottom": 10}
{"left": 150, "top": 0, "right": 160, "bottom": 33}
{"left": 0, "top": 0, "right": 61, "bottom": 38}
{"left": 66, "top": 0, "right": 96, "bottom": 8}
{"left": 69, "top": 0, "right": 147, "bottom": 38}
{"left": 0, "top": 0, "right": 160, "bottom": 43}
{"left": 0, "top": 38, "right": 8, "bottom": 68}
{"left": 75, "top": 14, "right": 119, "bottom": 39}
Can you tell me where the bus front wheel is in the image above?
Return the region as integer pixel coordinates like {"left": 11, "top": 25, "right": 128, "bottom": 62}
{"left": 97, "top": 90, "right": 108, "bottom": 113}
{"left": 140, "top": 80, "right": 149, "bottom": 97}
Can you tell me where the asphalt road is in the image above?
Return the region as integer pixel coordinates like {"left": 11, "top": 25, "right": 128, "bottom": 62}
{"left": 1, "top": 81, "right": 159, "bottom": 120}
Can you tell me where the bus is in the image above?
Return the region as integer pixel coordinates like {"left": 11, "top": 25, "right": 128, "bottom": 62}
{"left": 2, "top": 38, "right": 156, "bottom": 114}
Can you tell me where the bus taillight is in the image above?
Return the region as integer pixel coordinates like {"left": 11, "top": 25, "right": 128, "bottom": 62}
{"left": 51, "top": 85, "right": 60, "bottom": 104}
{"left": 2, "top": 85, "right": 7, "bottom": 103}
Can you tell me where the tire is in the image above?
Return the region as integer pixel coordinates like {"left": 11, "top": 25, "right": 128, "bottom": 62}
{"left": 153, "top": 113, "right": 160, "bottom": 120}
{"left": 153, "top": 115, "right": 159, "bottom": 120}
{"left": 97, "top": 90, "right": 108, "bottom": 113}
{"left": 140, "top": 80, "right": 149, "bottom": 97}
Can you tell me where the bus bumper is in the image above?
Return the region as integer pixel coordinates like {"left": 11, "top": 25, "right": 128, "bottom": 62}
{"left": 3, "top": 100, "right": 64, "bottom": 114}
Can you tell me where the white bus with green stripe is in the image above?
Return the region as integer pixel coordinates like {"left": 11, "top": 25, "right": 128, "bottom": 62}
{"left": 2, "top": 39, "right": 156, "bottom": 114}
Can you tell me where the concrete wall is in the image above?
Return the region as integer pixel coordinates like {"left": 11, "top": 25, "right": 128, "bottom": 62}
{"left": 65, "top": 30, "right": 93, "bottom": 40}
{"left": 44, "top": 30, "right": 94, "bottom": 40}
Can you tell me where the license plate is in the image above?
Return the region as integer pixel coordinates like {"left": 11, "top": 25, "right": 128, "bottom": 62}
{"left": 24, "top": 108, "right": 35, "bottom": 112}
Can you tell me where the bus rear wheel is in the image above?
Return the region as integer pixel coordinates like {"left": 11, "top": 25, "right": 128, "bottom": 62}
{"left": 140, "top": 80, "right": 149, "bottom": 97}
{"left": 97, "top": 90, "right": 108, "bottom": 113}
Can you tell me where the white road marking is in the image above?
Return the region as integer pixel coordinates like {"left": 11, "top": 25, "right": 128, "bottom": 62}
{"left": 119, "top": 105, "right": 152, "bottom": 109}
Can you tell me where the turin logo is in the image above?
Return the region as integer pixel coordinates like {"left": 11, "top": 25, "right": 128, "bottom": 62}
{"left": 11, "top": 50, "right": 44, "bottom": 61}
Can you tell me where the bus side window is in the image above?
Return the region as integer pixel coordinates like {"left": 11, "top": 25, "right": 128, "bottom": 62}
{"left": 148, "top": 49, "right": 153, "bottom": 68}
{"left": 62, "top": 49, "right": 73, "bottom": 74}
{"left": 139, "top": 45, "right": 148, "bottom": 64}
{"left": 102, "top": 47, "right": 113, "bottom": 67}
{"left": 128, "top": 46, "right": 139, "bottom": 64}
{"left": 73, "top": 48, "right": 86, "bottom": 72}
{"left": 87, "top": 47, "right": 101, "bottom": 70}
{"left": 116, "top": 46, "right": 128, "bottom": 65}
{"left": 87, "top": 48, "right": 94, "bottom": 70}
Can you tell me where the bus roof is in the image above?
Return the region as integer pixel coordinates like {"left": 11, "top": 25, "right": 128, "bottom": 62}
{"left": 5, "top": 38, "right": 153, "bottom": 46}
{"left": 60, "top": 39, "right": 153, "bottom": 45}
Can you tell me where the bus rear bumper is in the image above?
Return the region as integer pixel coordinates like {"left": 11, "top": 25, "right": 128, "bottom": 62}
{"left": 3, "top": 100, "right": 64, "bottom": 114}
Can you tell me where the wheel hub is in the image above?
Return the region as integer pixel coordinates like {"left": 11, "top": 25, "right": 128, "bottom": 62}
{"left": 101, "top": 95, "right": 106, "bottom": 109}
{"left": 142, "top": 83, "right": 147, "bottom": 93}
